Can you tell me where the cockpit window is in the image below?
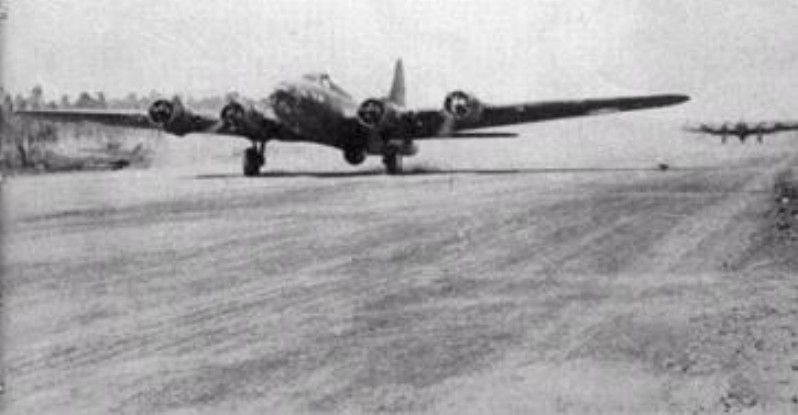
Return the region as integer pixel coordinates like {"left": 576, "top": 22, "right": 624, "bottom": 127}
{"left": 301, "top": 73, "right": 352, "bottom": 99}
{"left": 302, "top": 73, "right": 329, "bottom": 85}
{"left": 319, "top": 74, "right": 332, "bottom": 89}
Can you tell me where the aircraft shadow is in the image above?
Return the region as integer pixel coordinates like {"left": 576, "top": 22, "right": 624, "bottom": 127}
{"left": 195, "top": 166, "right": 715, "bottom": 180}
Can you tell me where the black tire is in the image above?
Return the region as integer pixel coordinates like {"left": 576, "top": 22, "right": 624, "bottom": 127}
{"left": 243, "top": 147, "right": 264, "bottom": 177}
{"left": 344, "top": 148, "right": 366, "bottom": 165}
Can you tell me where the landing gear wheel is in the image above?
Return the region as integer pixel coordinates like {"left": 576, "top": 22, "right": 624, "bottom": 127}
{"left": 383, "top": 152, "right": 403, "bottom": 175}
{"left": 243, "top": 146, "right": 265, "bottom": 177}
{"left": 344, "top": 148, "right": 366, "bottom": 165}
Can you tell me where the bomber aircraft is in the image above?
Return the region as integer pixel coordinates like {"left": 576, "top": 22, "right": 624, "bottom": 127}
{"left": 684, "top": 121, "right": 798, "bottom": 144}
{"left": 18, "top": 59, "right": 689, "bottom": 176}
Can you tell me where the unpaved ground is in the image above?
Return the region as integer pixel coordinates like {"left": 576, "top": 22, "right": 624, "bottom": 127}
{"left": 3, "top": 126, "right": 798, "bottom": 414}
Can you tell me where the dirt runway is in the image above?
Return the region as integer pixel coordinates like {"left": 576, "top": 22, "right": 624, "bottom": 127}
{"left": 3, "top": 128, "right": 798, "bottom": 413}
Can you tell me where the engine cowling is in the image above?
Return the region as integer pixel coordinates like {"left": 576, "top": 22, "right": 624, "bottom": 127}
{"left": 357, "top": 98, "right": 401, "bottom": 130}
{"left": 443, "top": 90, "right": 484, "bottom": 123}
{"left": 357, "top": 99, "right": 420, "bottom": 158}
{"left": 147, "top": 98, "right": 197, "bottom": 136}
{"left": 220, "top": 101, "right": 273, "bottom": 138}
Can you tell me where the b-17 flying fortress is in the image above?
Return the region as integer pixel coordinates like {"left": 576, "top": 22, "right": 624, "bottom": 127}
{"left": 16, "top": 59, "right": 689, "bottom": 176}
{"left": 685, "top": 121, "right": 798, "bottom": 144}
{"left": 18, "top": 56, "right": 798, "bottom": 177}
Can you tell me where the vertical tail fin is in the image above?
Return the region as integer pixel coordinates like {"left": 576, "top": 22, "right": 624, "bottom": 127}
{"left": 387, "top": 58, "right": 405, "bottom": 107}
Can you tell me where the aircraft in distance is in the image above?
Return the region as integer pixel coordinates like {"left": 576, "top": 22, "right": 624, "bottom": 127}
{"left": 684, "top": 121, "right": 798, "bottom": 144}
{"left": 17, "top": 59, "right": 689, "bottom": 176}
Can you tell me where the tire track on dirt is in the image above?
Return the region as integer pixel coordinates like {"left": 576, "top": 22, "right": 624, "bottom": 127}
{"left": 629, "top": 154, "right": 796, "bottom": 273}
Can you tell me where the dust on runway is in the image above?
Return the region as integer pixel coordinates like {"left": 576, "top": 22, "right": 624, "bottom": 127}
{"left": 3, "top": 127, "right": 798, "bottom": 414}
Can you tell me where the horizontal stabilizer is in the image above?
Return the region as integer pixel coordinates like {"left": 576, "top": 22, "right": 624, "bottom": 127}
{"left": 446, "top": 132, "right": 518, "bottom": 139}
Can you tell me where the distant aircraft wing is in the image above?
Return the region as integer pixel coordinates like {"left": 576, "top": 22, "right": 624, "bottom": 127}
{"left": 405, "top": 94, "right": 689, "bottom": 139}
{"left": 683, "top": 125, "right": 720, "bottom": 135}
{"left": 770, "top": 122, "right": 798, "bottom": 134}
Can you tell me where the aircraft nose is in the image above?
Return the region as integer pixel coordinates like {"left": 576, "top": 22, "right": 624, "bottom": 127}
{"left": 270, "top": 87, "right": 299, "bottom": 116}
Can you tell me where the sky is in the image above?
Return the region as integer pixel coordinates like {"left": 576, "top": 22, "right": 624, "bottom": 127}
{"left": 3, "top": 0, "right": 798, "bottom": 120}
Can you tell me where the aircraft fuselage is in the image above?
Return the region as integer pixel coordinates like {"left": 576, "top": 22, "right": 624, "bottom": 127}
{"left": 268, "top": 76, "right": 357, "bottom": 149}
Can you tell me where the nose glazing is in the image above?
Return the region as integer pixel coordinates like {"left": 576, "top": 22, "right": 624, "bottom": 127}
{"left": 270, "top": 87, "right": 299, "bottom": 117}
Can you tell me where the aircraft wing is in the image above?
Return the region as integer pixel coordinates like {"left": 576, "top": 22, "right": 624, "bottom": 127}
{"left": 16, "top": 96, "right": 284, "bottom": 137}
{"left": 15, "top": 109, "right": 160, "bottom": 129}
{"left": 16, "top": 100, "right": 298, "bottom": 142}
{"left": 14, "top": 107, "right": 233, "bottom": 138}
{"left": 406, "top": 94, "right": 689, "bottom": 139}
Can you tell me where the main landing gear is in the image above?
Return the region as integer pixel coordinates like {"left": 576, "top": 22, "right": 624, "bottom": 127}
{"left": 343, "top": 147, "right": 366, "bottom": 165}
{"left": 343, "top": 146, "right": 403, "bottom": 174}
{"left": 382, "top": 150, "right": 403, "bottom": 175}
{"left": 243, "top": 142, "right": 266, "bottom": 177}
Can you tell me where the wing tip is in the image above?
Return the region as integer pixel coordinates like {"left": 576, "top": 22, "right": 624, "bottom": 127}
{"left": 665, "top": 94, "right": 690, "bottom": 105}
{"left": 638, "top": 94, "right": 690, "bottom": 110}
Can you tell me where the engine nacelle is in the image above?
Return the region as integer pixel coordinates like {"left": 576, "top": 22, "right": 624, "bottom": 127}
{"left": 147, "top": 98, "right": 199, "bottom": 136}
{"left": 443, "top": 90, "right": 484, "bottom": 123}
{"left": 220, "top": 101, "right": 274, "bottom": 139}
{"left": 356, "top": 98, "right": 403, "bottom": 130}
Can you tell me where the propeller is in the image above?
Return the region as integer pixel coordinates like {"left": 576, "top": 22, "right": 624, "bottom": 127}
{"left": 147, "top": 99, "right": 175, "bottom": 125}
{"left": 220, "top": 101, "right": 246, "bottom": 131}
{"left": 444, "top": 91, "right": 472, "bottom": 117}
{"left": 357, "top": 99, "right": 386, "bottom": 128}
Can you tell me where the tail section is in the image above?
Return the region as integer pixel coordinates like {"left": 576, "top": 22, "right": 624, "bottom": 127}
{"left": 387, "top": 58, "right": 405, "bottom": 107}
